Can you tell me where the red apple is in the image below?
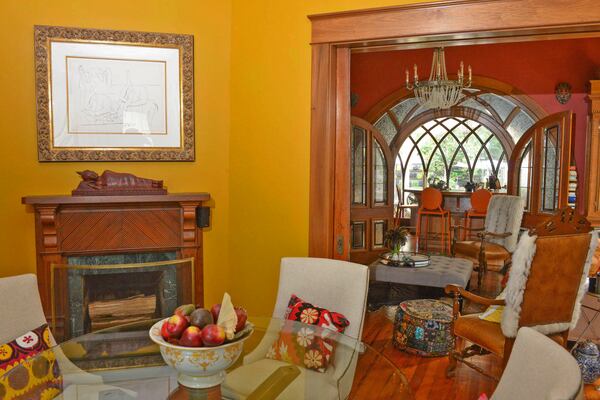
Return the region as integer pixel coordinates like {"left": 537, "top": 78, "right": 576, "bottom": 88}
{"left": 210, "top": 304, "right": 222, "bottom": 322}
{"left": 234, "top": 307, "right": 248, "bottom": 332}
{"left": 175, "top": 304, "right": 195, "bottom": 317}
{"left": 179, "top": 326, "right": 203, "bottom": 347}
{"left": 201, "top": 324, "right": 226, "bottom": 347}
{"left": 161, "top": 320, "right": 170, "bottom": 340}
{"left": 163, "top": 315, "right": 189, "bottom": 339}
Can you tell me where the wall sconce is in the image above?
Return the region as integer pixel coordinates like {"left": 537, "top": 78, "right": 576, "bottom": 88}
{"left": 351, "top": 92, "right": 360, "bottom": 108}
{"left": 555, "top": 82, "right": 572, "bottom": 105}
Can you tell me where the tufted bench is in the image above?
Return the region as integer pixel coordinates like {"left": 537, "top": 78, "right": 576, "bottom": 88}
{"left": 368, "top": 256, "right": 473, "bottom": 308}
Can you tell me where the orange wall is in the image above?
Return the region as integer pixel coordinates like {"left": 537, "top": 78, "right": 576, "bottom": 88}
{"left": 0, "top": 0, "right": 232, "bottom": 307}
{"left": 0, "top": 0, "right": 433, "bottom": 317}
{"left": 228, "top": 0, "right": 428, "bottom": 315}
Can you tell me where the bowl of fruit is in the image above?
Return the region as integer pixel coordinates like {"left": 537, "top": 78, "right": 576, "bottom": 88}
{"left": 149, "top": 297, "right": 252, "bottom": 389}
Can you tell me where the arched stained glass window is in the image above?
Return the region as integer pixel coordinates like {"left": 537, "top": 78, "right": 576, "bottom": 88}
{"left": 393, "top": 116, "right": 509, "bottom": 191}
{"left": 372, "top": 87, "right": 539, "bottom": 202}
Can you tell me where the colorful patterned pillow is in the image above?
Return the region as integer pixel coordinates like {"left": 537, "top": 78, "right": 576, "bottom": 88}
{"left": 284, "top": 294, "right": 350, "bottom": 333}
{"left": 266, "top": 320, "right": 336, "bottom": 373}
{"left": 0, "top": 324, "right": 62, "bottom": 400}
{"left": 265, "top": 295, "right": 350, "bottom": 372}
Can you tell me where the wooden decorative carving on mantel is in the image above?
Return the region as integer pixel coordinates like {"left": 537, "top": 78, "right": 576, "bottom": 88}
{"left": 72, "top": 170, "right": 167, "bottom": 196}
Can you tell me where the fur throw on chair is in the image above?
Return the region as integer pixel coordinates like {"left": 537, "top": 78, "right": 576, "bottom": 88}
{"left": 501, "top": 230, "right": 599, "bottom": 338}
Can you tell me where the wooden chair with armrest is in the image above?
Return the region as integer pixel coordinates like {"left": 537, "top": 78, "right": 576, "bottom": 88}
{"left": 451, "top": 195, "right": 524, "bottom": 288}
{"left": 445, "top": 208, "right": 597, "bottom": 381}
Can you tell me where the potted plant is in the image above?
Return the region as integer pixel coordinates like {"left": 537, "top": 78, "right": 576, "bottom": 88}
{"left": 384, "top": 226, "right": 409, "bottom": 260}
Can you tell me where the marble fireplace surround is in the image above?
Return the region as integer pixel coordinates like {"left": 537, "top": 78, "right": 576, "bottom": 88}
{"left": 64, "top": 252, "right": 179, "bottom": 339}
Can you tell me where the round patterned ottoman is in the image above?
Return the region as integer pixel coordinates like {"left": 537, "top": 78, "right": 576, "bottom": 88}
{"left": 393, "top": 299, "right": 453, "bottom": 357}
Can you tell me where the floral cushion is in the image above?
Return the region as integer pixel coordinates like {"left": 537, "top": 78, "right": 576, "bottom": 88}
{"left": 266, "top": 321, "right": 336, "bottom": 373}
{"left": 284, "top": 294, "right": 349, "bottom": 333}
{"left": 0, "top": 324, "right": 62, "bottom": 400}
{"left": 266, "top": 295, "right": 350, "bottom": 373}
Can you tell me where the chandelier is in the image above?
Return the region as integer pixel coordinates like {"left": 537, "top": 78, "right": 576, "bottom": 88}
{"left": 405, "top": 47, "right": 472, "bottom": 110}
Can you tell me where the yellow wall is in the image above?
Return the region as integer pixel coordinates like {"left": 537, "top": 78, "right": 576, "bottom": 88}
{"left": 228, "top": 0, "right": 426, "bottom": 315}
{"left": 0, "top": 0, "right": 428, "bottom": 316}
{"left": 0, "top": 0, "right": 232, "bottom": 307}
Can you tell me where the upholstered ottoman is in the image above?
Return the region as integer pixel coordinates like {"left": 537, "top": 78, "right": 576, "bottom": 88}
{"left": 393, "top": 299, "right": 453, "bottom": 357}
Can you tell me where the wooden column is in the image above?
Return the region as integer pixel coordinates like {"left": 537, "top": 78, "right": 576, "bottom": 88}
{"left": 585, "top": 81, "right": 600, "bottom": 226}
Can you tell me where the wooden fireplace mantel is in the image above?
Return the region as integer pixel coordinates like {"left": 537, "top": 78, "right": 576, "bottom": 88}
{"left": 22, "top": 192, "right": 210, "bottom": 315}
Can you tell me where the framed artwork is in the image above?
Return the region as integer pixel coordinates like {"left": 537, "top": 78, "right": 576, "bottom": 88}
{"left": 34, "top": 25, "right": 194, "bottom": 161}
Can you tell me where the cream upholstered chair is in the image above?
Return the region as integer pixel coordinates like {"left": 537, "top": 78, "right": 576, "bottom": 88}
{"left": 0, "top": 274, "right": 50, "bottom": 345}
{"left": 492, "top": 327, "right": 583, "bottom": 400}
{"left": 0, "top": 274, "right": 101, "bottom": 385}
{"left": 452, "top": 195, "right": 524, "bottom": 287}
{"left": 223, "top": 257, "right": 369, "bottom": 399}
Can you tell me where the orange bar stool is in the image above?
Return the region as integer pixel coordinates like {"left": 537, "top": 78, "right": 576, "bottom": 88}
{"left": 463, "top": 189, "right": 492, "bottom": 240}
{"left": 416, "top": 187, "right": 451, "bottom": 253}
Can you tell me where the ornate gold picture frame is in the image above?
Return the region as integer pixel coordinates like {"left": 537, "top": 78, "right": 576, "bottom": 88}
{"left": 34, "top": 25, "right": 194, "bottom": 161}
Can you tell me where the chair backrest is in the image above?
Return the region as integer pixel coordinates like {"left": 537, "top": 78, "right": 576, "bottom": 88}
{"left": 0, "top": 274, "right": 48, "bottom": 344}
{"left": 492, "top": 327, "right": 583, "bottom": 400}
{"left": 420, "top": 187, "right": 443, "bottom": 211}
{"left": 501, "top": 209, "right": 596, "bottom": 338}
{"left": 272, "top": 257, "right": 369, "bottom": 339}
{"left": 484, "top": 195, "right": 524, "bottom": 252}
{"left": 470, "top": 189, "right": 492, "bottom": 213}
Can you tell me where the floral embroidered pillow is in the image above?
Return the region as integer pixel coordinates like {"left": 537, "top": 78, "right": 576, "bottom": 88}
{"left": 266, "top": 320, "right": 335, "bottom": 373}
{"left": 284, "top": 294, "right": 350, "bottom": 333}
{"left": 0, "top": 324, "right": 63, "bottom": 400}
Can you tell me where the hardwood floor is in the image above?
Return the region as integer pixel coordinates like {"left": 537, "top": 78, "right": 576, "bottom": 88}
{"left": 361, "top": 266, "right": 503, "bottom": 399}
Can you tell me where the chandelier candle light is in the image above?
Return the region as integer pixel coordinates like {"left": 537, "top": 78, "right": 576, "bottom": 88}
{"left": 405, "top": 47, "right": 472, "bottom": 110}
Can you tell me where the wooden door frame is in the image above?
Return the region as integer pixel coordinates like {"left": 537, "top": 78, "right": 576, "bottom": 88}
{"left": 308, "top": 0, "right": 600, "bottom": 259}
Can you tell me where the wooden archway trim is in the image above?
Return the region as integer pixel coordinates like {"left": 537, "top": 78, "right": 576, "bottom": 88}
{"left": 308, "top": 0, "right": 600, "bottom": 45}
{"left": 308, "top": 0, "right": 600, "bottom": 259}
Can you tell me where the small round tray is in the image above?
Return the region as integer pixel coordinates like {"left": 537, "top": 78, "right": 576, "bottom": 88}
{"left": 379, "top": 252, "right": 431, "bottom": 268}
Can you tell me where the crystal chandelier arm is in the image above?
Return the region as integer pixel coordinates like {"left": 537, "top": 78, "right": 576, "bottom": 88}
{"left": 439, "top": 48, "right": 448, "bottom": 81}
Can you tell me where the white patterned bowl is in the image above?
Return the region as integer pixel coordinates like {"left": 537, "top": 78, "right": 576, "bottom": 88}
{"left": 149, "top": 318, "right": 253, "bottom": 388}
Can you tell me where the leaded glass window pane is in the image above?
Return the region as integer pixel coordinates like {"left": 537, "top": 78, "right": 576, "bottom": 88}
{"left": 479, "top": 93, "right": 516, "bottom": 122}
{"left": 374, "top": 113, "right": 397, "bottom": 145}
{"left": 351, "top": 221, "right": 366, "bottom": 249}
{"left": 372, "top": 220, "right": 387, "bottom": 249}
{"left": 373, "top": 140, "right": 387, "bottom": 204}
{"left": 427, "top": 147, "right": 447, "bottom": 184}
{"left": 351, "top": 126, "right": 367, "bottom": 205}
{"left": 507, "top": 112, "right": 535, "bottom": 141}
{"left": 459, "top": 98, "right": 492, "bottom": 115}
{"left": 518, "top": 143, "right": 533, "bottom": 211}
{"left": 473, "top": 149, "right": 494, "bottom": 185}
{"left": 391, "top": 98, "right": 418, "bottom": 127}
{"left": 449, "top": 150, "right": 470, "bottom": 190}
{"left": 394, "top": 116, "right": 510, "bottom": 193}
{"left": 540, "top": 125, "right": 561, "bottom": 213}
{"left": 405, "top": 150, "right": 425, "bottom": 190}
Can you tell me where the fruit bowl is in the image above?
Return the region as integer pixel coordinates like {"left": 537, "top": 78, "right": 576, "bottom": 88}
{"left": 149, "top": 318, "right": 254, "bottom": 388}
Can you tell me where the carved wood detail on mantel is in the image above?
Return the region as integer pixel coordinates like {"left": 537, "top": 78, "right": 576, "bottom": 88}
{"left": 22, "top": 193, "right": 210, "bottom": 315}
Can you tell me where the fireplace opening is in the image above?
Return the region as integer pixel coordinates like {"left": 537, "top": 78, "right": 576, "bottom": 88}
{"left": 85, "top": 271, "right": 164, "bottom": 332}
{"left": 51, "top": 256, "right": 194, "bottom": 342}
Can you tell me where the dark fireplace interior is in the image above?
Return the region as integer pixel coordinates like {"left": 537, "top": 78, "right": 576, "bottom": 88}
{"left": 84, "top": 271, "right": 166, "bottom": 332}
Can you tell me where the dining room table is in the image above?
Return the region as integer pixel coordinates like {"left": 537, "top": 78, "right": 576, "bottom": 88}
{"left": 0, "top": 317, "right": 413, "bottom": 400}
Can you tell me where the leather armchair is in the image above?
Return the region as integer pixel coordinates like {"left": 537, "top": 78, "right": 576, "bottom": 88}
{"left": 446, "top": 209, "right": 597, "bottom": 380}
{"left": 451, "top": 195, "right": 524, "bottom": 287}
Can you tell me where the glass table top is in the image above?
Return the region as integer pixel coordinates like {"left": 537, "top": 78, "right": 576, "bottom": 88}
{"left": 0, "top": 318, "right": 412, "bottom": 399}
